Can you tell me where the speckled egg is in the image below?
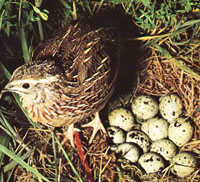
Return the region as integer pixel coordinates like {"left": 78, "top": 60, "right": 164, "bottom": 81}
{"left": 159, "top": 94, "right": 183, "bottom": 123}
{"left": 126, "top": 130, "right": 151, "bottom": 153}
{"left": 131, "top": 95, "right": 159, "bottom": 120}
{"left": 171, "top": 152, "right": 198, "bottom": 177}
{"left": 150, "top": 139, "right": 177, "bottom": 161}
{"left": 107, "top": 126, "right": 126, "bottom": 144}
{"left": 138, "top": 152, "right": 165, "bottom": 174}
{"left": 108, "top": 107, "right": 135, "bottom": 131}
{"left": 141, "top": 117, "right": 169, "bottom": 141}
{"left": 168, "top": 117, "right": 194, "bottom": 147}
{"left": 111, "top": 143, "right": 140, "bottom": 163}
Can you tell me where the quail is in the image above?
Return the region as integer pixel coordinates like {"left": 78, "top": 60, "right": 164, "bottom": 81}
{"left": 2, "top": 22, "right": 120, "bottom": 147}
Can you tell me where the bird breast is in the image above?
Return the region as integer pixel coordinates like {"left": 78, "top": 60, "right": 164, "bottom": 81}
{"left": 20, "top": 87, "right": 76, "bottom": 126}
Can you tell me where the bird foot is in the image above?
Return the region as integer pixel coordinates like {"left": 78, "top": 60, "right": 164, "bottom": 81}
{"left": 82, "top": 112, "right": 107, "bottom": 144}
{"left": 62, "top": 124, "right": 80, "bottom": 148}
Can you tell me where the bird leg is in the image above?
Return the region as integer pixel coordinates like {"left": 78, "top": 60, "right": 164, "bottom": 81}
{"left": 82, "top": 112, "right": 107, "bottom": 144}
{"left": 74, "top": 132, "right": 93, "bottom": 181}
{"left": 61, "top": 126, "right": 93, "bottom": 180}
{"left": 62, "top": 123, "right": 80, "bottom": 148}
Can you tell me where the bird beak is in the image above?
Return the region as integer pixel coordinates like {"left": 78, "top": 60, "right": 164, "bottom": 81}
{"left": 0, "top": 83, "right": 12, "bottom": 99}
{"left": 1, "top": 83, "right": 20, "bottom": 96}
{"left": 2, "top": 83, "right": 13, "bottom": 93}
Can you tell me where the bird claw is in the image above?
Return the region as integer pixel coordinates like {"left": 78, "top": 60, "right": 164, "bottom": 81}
{"left": 62, "top": 124, "right": 81, "bottom": 148}
{"left": 82, "top": 112, "right": 107, "bottom": 144}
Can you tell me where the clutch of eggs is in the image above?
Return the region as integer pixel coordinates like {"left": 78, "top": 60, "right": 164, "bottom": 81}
{"left": 107, "top": 94, "right": 197, "bottom": 177}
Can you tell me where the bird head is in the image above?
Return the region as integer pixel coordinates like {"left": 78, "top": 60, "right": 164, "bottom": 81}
{"left": 2, "top": 61, "right": 62, "bottom": 104}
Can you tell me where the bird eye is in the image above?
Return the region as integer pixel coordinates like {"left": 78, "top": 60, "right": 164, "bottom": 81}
{"left": 22, "top": 83, "right": 30, "bottom": 89}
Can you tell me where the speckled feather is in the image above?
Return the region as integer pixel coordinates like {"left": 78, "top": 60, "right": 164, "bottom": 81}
{"left": 9, "top": 22, "right": 120, "bottom": 127}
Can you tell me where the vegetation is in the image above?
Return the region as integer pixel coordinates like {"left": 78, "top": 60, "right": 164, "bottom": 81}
{"left": 0, "top": 0, "right": 200, "bottom": 181}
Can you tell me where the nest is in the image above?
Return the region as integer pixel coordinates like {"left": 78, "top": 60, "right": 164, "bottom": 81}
{"left": 130, "top": 37, "right": 200, "bottom": 181}
{"left": 135, "top": 40, "right": 200, "bottom": 134}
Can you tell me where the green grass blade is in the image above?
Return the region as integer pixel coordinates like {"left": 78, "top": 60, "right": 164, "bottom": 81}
{"left": 34, "top": 1, "right": 44, "bottom": 41}
{"left": 20, "top": 26, "right": 30, "bottom": 63}
{"left": 155, "top": 44, "right": 200, "bottom": 81}
{"left": 0, "top": 9, "right": 5, "bottom": 31}
{"left": 51, "top": 131, "right": 58, "bottom": 182}
{"left": 37, "top": 17, "right": 44, "bottom": 41}
{"left": 0, "top": 63, "right": 11, "bottom": 80}
{"left": 0, "top": 170, "right": 4, "bottom": 182}
{"left": 0, "top": 145, "right": 50, "bottom": 182}
{"left": 59, "top": 0, "right": 72, "bottom": 11}
{"left": 181, "top": 19, "right": 200, "bottom": 28}
{"left": 3, "top": 149, "right": 32, "bottom": 172}
{"left": 55, "top": 136, "right": 83, "bottom": 182}
{"left": 59, "top": 0, "right": 72, "bottom": 17}
{"left": 0, "top": 110, "right": 17, "bottom": 140}
{"left": 18, "top": 0, "right": 23, "bottom": 24}
{"left": 4, "top": 168, "right": 15, "bottom": 182}
{"left": 0, "top": 0, "right": 5, "bottom": 11}
{"left": 0, "top": 133, "right": 10, "bottom": 168}
{"left": 96, "top": 0, "right": 105, "bottom": 13}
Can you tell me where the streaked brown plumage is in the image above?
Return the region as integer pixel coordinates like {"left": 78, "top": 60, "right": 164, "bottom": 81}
{"left": 3, "top": 22, "right": 120, "bottom": 146}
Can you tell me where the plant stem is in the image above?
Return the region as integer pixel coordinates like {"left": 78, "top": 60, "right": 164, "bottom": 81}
{"left": 37, "top": 17, "right": 44, "bottom": 41}
{"left": 20, "top": 25, "right": 30, "bottom": 63}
